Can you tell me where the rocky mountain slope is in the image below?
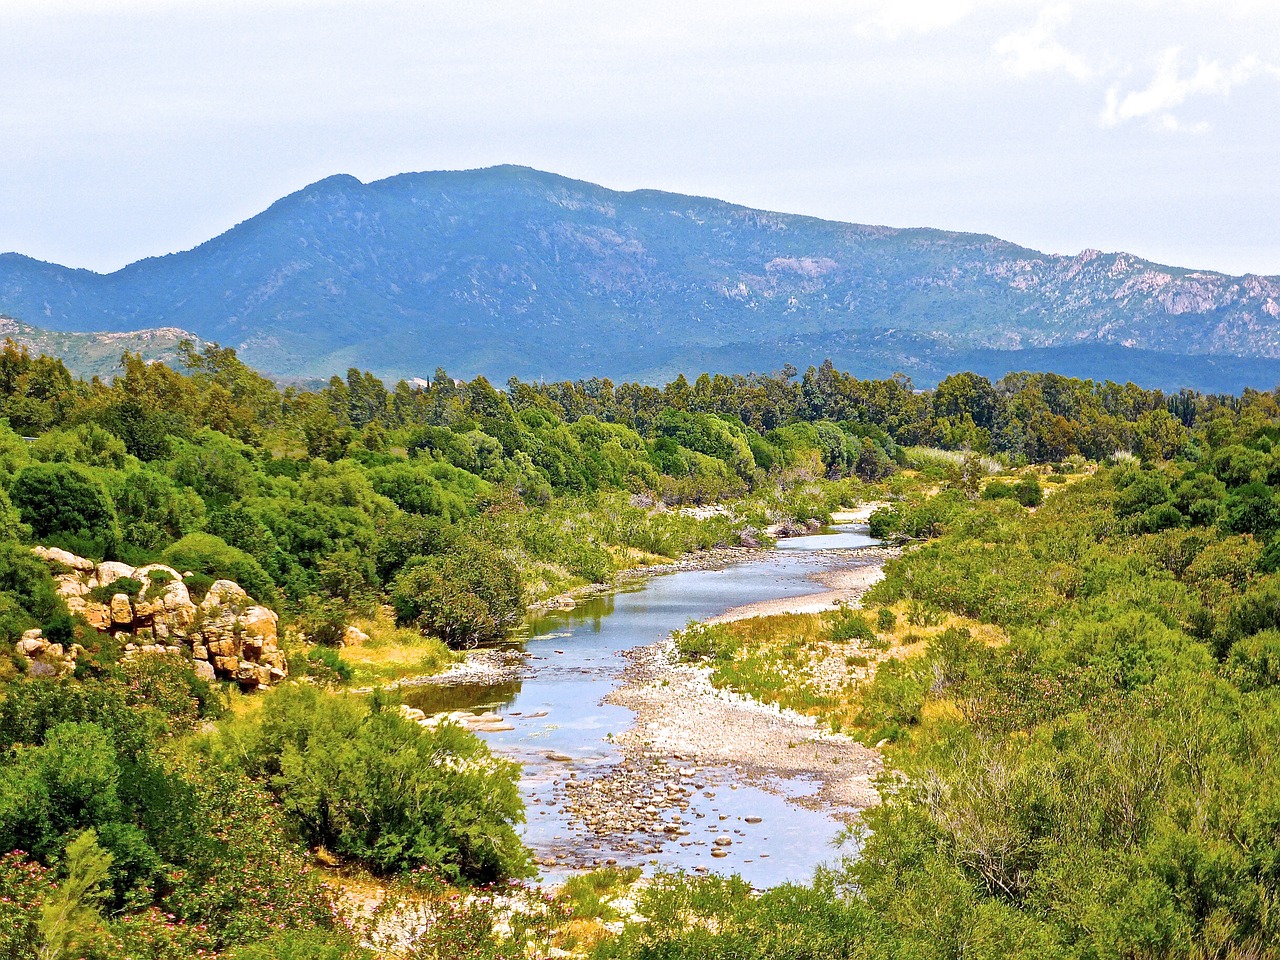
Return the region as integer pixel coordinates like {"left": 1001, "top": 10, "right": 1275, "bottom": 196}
{"left": 0, "top": 315, "right": 202, "bottom": 379}
{"left": 0, "top": 166, "right": 1276, "bottom": 390}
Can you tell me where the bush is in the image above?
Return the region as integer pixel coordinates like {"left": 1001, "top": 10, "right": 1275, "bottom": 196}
{"left": 163, "top": 533, "right": 277, "bottom": 603}
{"left": 182, "top": 571, "right": 215, "bottom": 603}
{"left": 829, "top": 609, "right": 876, "bottom": 644}
{"left": 982, "top": 475, "right": 1042, "bottom": 507}
{"left": 674, "top": 621, "right": 729, "bottom": 663}
{"left": 304, "top": 645, "right": 352, "bottom": 684}
{"left": 1226, "top": 629, "right": 1280, "bottom": 691}
{"left": 858, "top": 658, "right": 930, "bottom": 737}
{"left": 0, "top": 544, "right": 68, "bottom": 642}
{"left": 10, "top": 463, "right": 121, "bottom": 556}
{"left": 216, "top": 684, "right": 530, "bottom": 882}
{"left": 391, "top": 539, "right": 524, "bottom": 648}
{"left": 877, "top": 608, "right": 897, "bottom": 632}
{"left": 86, "top": 576, "right": 144, "bottom": 605}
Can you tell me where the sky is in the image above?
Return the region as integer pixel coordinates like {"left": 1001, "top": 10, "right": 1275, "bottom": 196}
{"left": 0, "top": 0, "right": 1277, "bottom": 276}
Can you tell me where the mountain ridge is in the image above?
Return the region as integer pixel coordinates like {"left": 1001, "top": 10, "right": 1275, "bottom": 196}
{"left": 0, "top": 165, "right": 1276, "bottom": 391}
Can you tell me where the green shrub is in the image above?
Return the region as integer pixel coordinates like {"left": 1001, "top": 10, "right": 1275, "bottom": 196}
{"left": 182, "top": 572, "right": 215, "bottom": 603}
{"left": 0, "top": 544, "right": 68, "bottom": 642}
{"left": 391, "top": 539, "right": 524, "bottom": 648}
{"left": 858, "top": 658, "right": 930, "bottom": 737}
{"left": 216, "top": 684, "right": 530, "bottom": 882}
{"left": 877, "top": 607, "right": 897, "bottom": 632}
{"left": 11, "top": 463, "right": 121, "bottom": 557}
{"left": 829, "top": 609, "right": 876, "bottom": 645}
{"left": 674, "top": 622, "right": 730, "bottom": 663}
{"left": 304, "top": 645, "right": 352, "bottom": 685}
{"left": 1227, "top": 629, "right": 1280, "bottom": 691}
{"left": 163, "top": 533, "right": 277, "bottom": 603}
{"left": 86, "top": 576, "right": 144, "bottom": 605}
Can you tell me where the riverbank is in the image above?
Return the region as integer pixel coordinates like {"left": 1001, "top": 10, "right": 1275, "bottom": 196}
{"left": 706, "top": 546, "right": 897, "bottom": 623}
{"left": 527, "top": 544, "right": 774, "bottom": 615}
{"left": 605, "top": 635, "right": 883, "bottom": 821}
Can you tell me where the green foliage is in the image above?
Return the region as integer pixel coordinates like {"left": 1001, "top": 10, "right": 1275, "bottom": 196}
{"left": 673, "top": 621, "right": 730, "bottom": 664}
{"left": 828, "top": 608, "right": 876, "bottom": 644}
{"left": 226, "top": 929, "right": 370, "bottom": 960}
{"left": 982, "top": 474, "right": 1043, "bottom": 507}
{"left": 303, "top": 645, "right": 353, "bottom": 684}
{"left": 11, "top": 463, "right": 121, "bottom": 557}
{"left": 1226, "top": 628, "right": 1280, "bottom": 690}
{"left": 0, "top": 544, "right": 67, "bottom": 642}
{"left": 162, "top": 532, "right": 277, "bottom": 603}
{"left": 214, "top": 684, "right": 531, "bottom": 882}
{"left": 38, "top": 829, "right": 113, "bottom": 960}
{"left": 86, "top": 576, "right": 143, "bottom": 605}
{"left": 590, "top": 871, "right": 875, "bottom": 960}
{"left": 391, "top": 539, "right": 524, "bottom": 648}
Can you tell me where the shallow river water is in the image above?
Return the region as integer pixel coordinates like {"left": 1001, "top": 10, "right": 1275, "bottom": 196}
{"left": 403, "top": 527, "right": 878, "bottom": 887}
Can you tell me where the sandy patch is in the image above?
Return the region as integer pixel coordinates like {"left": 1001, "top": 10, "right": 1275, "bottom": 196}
{"left": 829, "top": 501, "right": 889, "bottom": 524}
{"left": 706, "top": 556, "right": 890, "bottom": 624}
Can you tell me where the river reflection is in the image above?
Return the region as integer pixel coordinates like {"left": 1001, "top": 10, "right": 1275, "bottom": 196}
{"left": 411, "top": 526, "right": 878, "bottom": 886}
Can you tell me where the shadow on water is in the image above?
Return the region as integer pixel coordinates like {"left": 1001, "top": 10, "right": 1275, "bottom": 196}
{"left": 409, "top": 526, "right": 879, "bottom": 886}
{"left": 400, "top": 680, "right": 523, "bottom": 715}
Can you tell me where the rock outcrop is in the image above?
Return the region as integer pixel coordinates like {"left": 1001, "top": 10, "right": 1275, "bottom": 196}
{"left": 14, "top": 627, "right": 84, "bottom": 678}
{"left": 31, "top": 546, "right": 288, "bottom": 687}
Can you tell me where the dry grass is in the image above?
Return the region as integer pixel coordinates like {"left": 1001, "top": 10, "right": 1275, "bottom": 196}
{"left": 683, "top": 601, "right": 1005, "bottom": 735}
{"left": 337, "top": 608, "right": 460, "bottom": 684}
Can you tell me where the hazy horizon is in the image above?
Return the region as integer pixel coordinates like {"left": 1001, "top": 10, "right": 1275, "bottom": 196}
{"left": 2, "top": 1, "right": 1277, "bottom": 276}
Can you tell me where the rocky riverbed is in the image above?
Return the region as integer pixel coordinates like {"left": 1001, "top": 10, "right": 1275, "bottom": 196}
{"left": 405, "top": 527, "right": 893, "bottom": 881}
{"left": 606, "top": 637, "right": 884, "bottom": 817}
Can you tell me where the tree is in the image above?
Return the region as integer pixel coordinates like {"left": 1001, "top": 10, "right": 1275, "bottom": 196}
{"left": 391, "top": 540, "right": 524, "bottom": 647}
{"left": 10, "top": 463, "right": 120, "bottom": 556}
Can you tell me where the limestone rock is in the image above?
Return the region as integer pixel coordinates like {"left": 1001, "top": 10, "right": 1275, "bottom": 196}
{"left": 343, "top": 625, "right": 370, "bottom": 647}
{"left": 97, "top": 562, "right": 137, "bottom": 589}
{"left": 32, "top": 546, "right": 95, "bottom": 572}
{"left": 30, "top": 544, "right": 289, "bottom": 689}
{"left": 83, "top": 603, "right": 111, "bottom": 632}
{"left": 200, "top": 580, "right": 248, "bottom": 613}
{"left": 110, "top": 593, "right": 133, "bottom": 625}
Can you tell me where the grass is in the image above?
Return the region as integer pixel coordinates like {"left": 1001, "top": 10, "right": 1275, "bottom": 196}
{"left": 674, "top": 601, "right": 1004, "bottom": 738}
{"left": 332, "top": 608, "right": 461, "bottom": 685}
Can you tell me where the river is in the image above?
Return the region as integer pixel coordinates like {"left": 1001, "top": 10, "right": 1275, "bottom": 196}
{"left": 402, "top": 526, "right": 880, "bottom": 887}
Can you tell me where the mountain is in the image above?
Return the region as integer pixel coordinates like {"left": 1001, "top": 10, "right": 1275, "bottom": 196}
{"left": 1, "top": 165, "right": 1277, "bottom": 391}
{"left": 0, "top": 316, "right": 203, "bottom": 380}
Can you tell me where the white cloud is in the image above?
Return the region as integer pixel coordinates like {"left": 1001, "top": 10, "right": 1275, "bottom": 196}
{"left": 1101, "top": 46, "right": 1262, "bottom": 130}
{"left": 853, "top": 0, "right": 976, "bottom": 38}
{"left": 994, "top": 4, "right": 1093, "bottom": 81}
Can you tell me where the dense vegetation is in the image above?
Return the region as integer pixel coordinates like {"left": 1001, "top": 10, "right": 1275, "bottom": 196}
{"left": 0, "top": 335, "right": 1277, "bottom": 956}
{"left": 633, "top": 390, "right": 1280, "bottom": 959}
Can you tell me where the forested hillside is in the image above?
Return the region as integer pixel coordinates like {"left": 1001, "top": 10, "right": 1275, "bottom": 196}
{"left": 0, "top": 338, "right": 1278, "bottom": 956}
